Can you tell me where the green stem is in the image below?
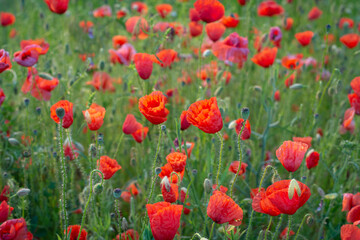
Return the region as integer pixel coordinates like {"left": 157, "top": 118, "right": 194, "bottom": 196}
{"left": 147, "top": 125, "right": 162, "bottom": 203}
{"left": 191, "top": 233, "right": 202, "bottom": 240}
{"left": 294, "top": 214, "right": 311, "bottom": 240}
{"left": 264, "top": 216, "right": 273, "bottom": 240}
{"left": 286, "top": 215, "right": 292, "bottom": 240}
{"left": 215, "top": 132, "right": 224, "bottom": 186}
{"left": 77, "top": 169, "right": 104, "bottom": 240}
{"left": 272, "top": 215, "right": 284, "bottom": 240}
{"left": 59, "top": 120, "right": 68, "bottom": 240}
{"left": 209, "top": 222, "right": 215, "bottom": 239}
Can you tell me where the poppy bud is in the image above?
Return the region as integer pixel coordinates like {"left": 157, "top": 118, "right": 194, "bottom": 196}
{"left": 288, "top": 179, "right": 301, "bottom": 200}
{"left": 113, "top": 188, "right": 122, "bottom": 198}
{"left": 89, "top": 144, "right": 97, "bottom": 158}
{"left": 204, "top": 178, "right": 212, "bottom": 194}
{"left": 161, "top": 125, "right": 166, "bottom": 132}
{"left": 56, "top": 107, "right": 65, "bottom": 119}
{"left": 306, "top": 215, "right": 314, "bottom": 226}
{"left": 326, "top": 24, "right": 331, "bottom": 33}
{"left": 36, "top": 107, "right": 41, "bottom": 115}
{"left": 99, "top": 60, "right": 105, "bottom": 70}
{"left": 161, "top": 176, "right": 171, "bottom": 192}
{"left": 22, "top": 150, "right": 31, "bottom": 158}
{"left": 155, "top": 167, "right": 162, "bottom": 175}
{"left": 23, "top": 98, "right": 30, "bottom": 107}
{"left": 214, "top": 87, "right": 223, "bottom": 96}
{"left": 93, "top": 183, "right": 103, "bottom": 194}
{"left": 254, "top": 86, "right": 262, "bottom": 92}
{"left": 324, "top": 193, "right": 338, "bottom": 200}
{"left": 110, "top": 213, "right": 116, "bottom": 218}
{"left": 98, "top": 133, "right": 104, "bottom": 144}
{"left": 289, "top": 83, "right": 304, "bottom": 89}
{"left": 192, "top": 169, "right": 198, "bottom": 175}
{"left": 8, "top": 138, "right": 20, "bottom": 146}
{"left": 16, "top": 188, "right": 30, "bottom": 197}
{"left": 241, "top": 107, "right": 250, "bottom": 120}
{"left": 203, "top": 49, "right": 212, "bottom": 57}
{"left": 122, "top": 217, "right": 128, "bottom": 231}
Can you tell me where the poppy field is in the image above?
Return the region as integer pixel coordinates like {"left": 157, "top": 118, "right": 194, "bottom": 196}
{"left": 1, "top": 0, "right": 360, "bottom": 239}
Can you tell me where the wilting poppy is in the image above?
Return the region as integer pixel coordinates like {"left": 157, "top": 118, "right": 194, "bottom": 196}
{"left": 93, "top": 5, "right": 112, "bottom": 18}
{"left": 276, "top": 141, "right": 309, "bottom": 172}
{"left": 180, "top": 111, "right": 191, "bottom": 130}
{"left": 159, "top": 163, "right": 184, "bottom": 184}
{"left": 212, "top": 32, "right": 249, "bottom": 65}
{"left": 156, "top": 4, "right": 172, "bottom": 18}
{"left": 284, "top": 17, "right": 293, "bottom": 31}
{"left": 131, "top": 2, "right": 148, "bottom": 15}
{"left": 207, "top": 191, "right": 243, "bottom": 226}
{"left": 139, "top": 91, "right": 169, "bottom": 124}
{"left": 189, "top": 21, "right": 203, "bottom": 37}
{"left": 44, "top": 0, "right": 69, "bottom": 14}
{"left": 134, "top": 53, "right": 153, "bottom": 80}
{"left": 233, "top": 118, "right": 251, "bottom": 140}
{"left": 189, "top": 8, "right": 200, "bottom": 22}
{"left": 13, "top": 45, "right": 43, "bottom": 67}
{"left": 161, "top": 177, "right": 179, "bottom": 203}
{"left": 280, "top": 227, "right": 295, "bottom": 239}
{"left": 0, "top": 49, "right": 12, "bottom": 73}
{"left": 0, "top": 201, "right": 13, "bottom": 223}
{"left": 348, "top": 93, "right": 360, "bottom": 115}
{"left": 205, "top": 22, "right": 226, "bottom": 42}
{"left": 305, "top": 150, "right": 320, "bottom": 169}
{"left": 308, "top": 7, "right": 322, "bottom": 20}
{"left": 122, "top": 114, "right": 142, "bottom": 134}
{"left": 221, "top": 14, "right": 239, "bottom": 28}
{"left": 125, "top": 16, "right": 149, "bottom": 39}
{"left": 0, "top": 218, "right": 33, "bottom": 239}
{"left": 83, "top": 103, "right": 106, "bottom": 131}
{"left": 131, "top": 126, "right": 149, "bottom": 143}
{"left": 0, "top": 12, "right": 15, "bottom": 27}
{"left": 282, "top": 54, "right": 303, "bottom": 69}
{"left": 116, "top": 229, "right": 139, "bottom": 240}
{"left": 341, "top": 224, "right": 360, "bottom": 240}
{"left": 269, "top": 27, "right": 282, "bottom": 47}
{"left": 340, "top": 34, "right": 359, "bottom": 49}
{"left": 153, "top": 49, "right": 178, "bottom": 68}
{"left": 146, "top": 202, "right": 183, "bottom": 240}
{"left": 228, "top": 161, "right": 248, "bottom": 176}
{"left": 339, "top": 18, "right": 354, "bottom": 29}
{"left": 66, "top": 225, "right": 87, "bottom": 240}
{"left": 194, "top": 0, "right": 225, "bottom": 23}
{"left": 112, "top": 35, "right": 128, "bottom": 49}
{"left": 252, "top": 180, "right": 311, "bottom": 216}
{"left": 97, "top": 156, "right": 121, "bottom": 180}
{"left": 166, "top": 152, "right": 187, "bottom": 173}
{"left": 292, "top": 136, "right": 312, "bottom": 148}
{"left": 295, "top": 31, "right": 314, "bottom": 46}
{"left": 0, "top": 89, "right": 4, "bottom": 107}
{"left": 186, "top": 97, "right": 223, "bottom": 134}
{"left": 109, "top": 43, "right": 136, "bottom": 66}
{"left": 351, "top": 77, "right": 360, "bottom": 95}
{"left": 257, "top": 0, "right": 284, "bottom": 17}
{"left": 50, "top": 100, "right": 74, "bottom": 128}
{"left": 251, "top": 47, "right": 277, "bottom": 68}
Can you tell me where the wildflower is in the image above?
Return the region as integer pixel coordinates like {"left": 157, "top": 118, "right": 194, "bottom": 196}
{"left": 221, "top": 14, "right": 239, "bottom": 28}
{"left": 13, "top": 45, "right": 43, "bottom": 67}
{"left": 0, "top": 218, "right": 33, "bottom": 239}
{"left": 159, "top": 163, "right": 184, "bottom": 184}
{"left": 153, "top": 49, "right": 178, "bottom": 68}
{"left": 276, "top": 141, "right": 308, "bottom": 172}
{"left": 308, "top": 7, "right": 322, "bottom": 20}
{"left": 116, "top": 229, "right": 139, "bottom": 240}
{"left": 194, "top": 0, "right": 225, "bottom": 23}
{"left": 0, "top": 12, "right": 15, "bottom": 27}
{"left": 348, "top": 93, "right": 360, "bottom": 115}
{"left": 305, "top": 150, "right": 320, "bottom": 169}
{"left": 112, "top": 35, "right": 128, "bottom": 49}
{"left": 250, "top": 188, "right": 265, "bottom": 199}
{"left": 269, "top": 27, "right": 282, "bottom": 47}
{"left": 44, "top": 0, "right": 69, "bottom": 14}
{"left": 166, "top": 152, "right": 187, "bottom": 173}
{"left": 131, "top": 2, "right": 148, "bottom": 15}
{"left": 122, "top": 114, "right": 142, "bottom": 134}
{"left": 339, "top": 18, "right": 354, "bottom": 29}
{"left": 156, "top": 4, "right": 172, "bottom": 18}
{"left": 251, "top": 47, "right": 277, "bottom": 68}
{"left": 93, "top": 5, "right": 112, "bottom": 18}
{"left": 189, "top": 8, "right": 200, "bottom": 22}
{"left": 257, "top": 0, "right": 284, "bottom": 17}
{"left": 0, "top": 89, "right": 5, "bottom": 107}
{"left": 295, "top": 31, "right": 314, "bottom": 46}
{"left": 180, "top": 111, "right": 191, "bottom": 130}
{"left": 23, "top": 69, "right": 59, "bottom": 101}
{"left": 133, "top": 53, "right": 153, "bottom": 80}
{"left": 0, "top": 186, "right": 10, "bottom": 202}
{"left": 86, "top": 72, "right": 115, "bottom": 92}
{"left": 97, "top": 156, "right": 121, "bottom": 180}
{"left": 79, "top": 21, "right": 94, "bottom": 33}
{"left": 66, "top": 225, "right": 87, "bottom": 240}
{"left": 82, "top": 103, "right": 106, "bottom": 131}
{"left": 341, "top": 224, "right": 360, "bottom": 240}
{"left": 20, "top": 39, "right": 49, "bottom": 55}
{"left": 161, "top": 177, "right": 179, "bottom": 203}
{"left": 351, "top": 77, "right": 360, "bottom": 95}
{"left": 343, "top": 193, "right": 355, "bottom": 212}
{"left": 228, "top": 161, "right": 248, "bottom": 176}
{"left": 283, "top": 17, "right": 293, "bottom": 31}
{"left": 232, "top": 118, "right": 251, "bottom": 140}
{"left": 0, "top": 201, "right": 13, "bottom": 223}
{"left": 189, "top": 21, "right": 203, "bottom": 37}
{"left": 293, "top": 136, "right": 312, "bottom": 148}
{"left": 340, "top": 34, "right": 359, "bottom": 49}
{"left": 274, "top": 90, "right": 280, "bottom": 101}
{"left": 282, "top": 54, "right": 303, "bottom": 69}
{"left": 0, "top": 49, "right": 12, "bottom": 73}
{"left": 347, "top": 205, "right": 360, "bottom": 223}
{"left": 280, "top": 227, "right": 295, "bottom": 239}
{"left": 125, "top": 16, "right": 149, "bottom": 39}
{"left": 64, "top": 139, "right": 79, "bottom": 161}
{"left": 109, "top": 43, "right": 136, "bottom": 66}
{"left": 131, "top": 126, "right": 149, "bottom": 143}
{"left": 205, "top": 22, "right": 225, "bottom": 42}
{"left": 139, "top": 91, "right": 169, "bottom": 125}
{"left": 50, "top": 100, "right": 74, "bottom": 128}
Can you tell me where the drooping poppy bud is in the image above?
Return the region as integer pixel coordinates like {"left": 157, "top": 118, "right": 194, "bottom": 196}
{"left": 82, "top": 103, "right": 106, "bottom": 131}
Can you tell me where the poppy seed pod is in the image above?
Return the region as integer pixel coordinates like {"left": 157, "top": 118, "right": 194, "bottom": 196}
{"left": 113, "top": 188, "right": 122, "bottom": 198}
{"left": 155, "top": 167, "right": 162, "bottom": 175}
{"left": 93, "top": 183, "right": 103, "bottom": 194}
{"left": 16, "top": 188, "right": 30, "bottom": 197}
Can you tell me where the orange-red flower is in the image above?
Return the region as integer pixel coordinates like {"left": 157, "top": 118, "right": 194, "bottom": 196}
{"left": 340, "top": 34, "right": 359, "bottom": 49}
{"left": 87, "top": 72, "right": 115, "bottom": 92}
{"left": 235, "top": 118, "right": 251, "bottom": 140}
{"left": 252, "top": 180, "right": 311, "bottom": 216}
{"left": 20, "top": 39, "right": 49, "bottom": 55}
{"left": 79, "top": 21, "right": 94, "bottom": 33}
{"left": 295, "top": 31, "right": 314, "bottom": 46}
{"left": 257, "top": 0, "right": 284, "bottom": 17}
{"left": 116, "top": 229, "right": 139, "bottom": 240}
{"left": 0, "top": 201, "right": 13, "bottom": 223}
{"left": 276, "top": 140, "right": 309, "bottom": 172}
{"left": 341, "top": 224, "right": 360, "bottom": 240}
{"left": 180, "top": 111, "right": 191, "bottom": 130}
{"left": 189, "top": 8, "right": 200, "bottom": 22}
{"left": 283, "top": 17, "right": 293, "bottom": 31}
{"left": 251, "top": 47, "right": 277, "bottom": 68}
{"left": 125, "top": 16, "right": 149, "bottom": 39}
{"left": 156, "top": 4, "right": 172, "bottom": 18}
{"left": 207, "top": 191, "right": 243, "bottom": 226}
{"left": 221, "top": 14, "right": 239, "bottom": 28}
{"left": 189, "top": 21, "right": 203, "bottom": 37}
{"left": 0, "top": 49, "right": 11, "bottom": 74}
{"left": 97, "top": 156, "right": 121, "bottom": 180}
{"left": 186, "top": 97, "right": 223, "bottom": 134}
{"left": 83, "top": 103, "right": 106, "bottom": 131}
{"left": 0, "top": 12, "right": 15, "bottom": 27}
{"left": 131, "top": 2, "right": 148, "bottom": 15}
{"left": 281, "top": 54, "right": 303, "bottom": 69}
{"left": 0, "top": 89, "right": 4, "bottom": 107}
{"left": 351, "top": 77, "right": 360, "bottom": 95}
{"left": 13, "top": 45, "right": 43, "bottom": 67}
{"left": 348, "top": 93, "right": 360, "bottom": 115}
{"left": 305, "top": 150, "right": 320, "bottom": 169}
{"left": 292, "top": 136, "right": 312, "bottom": 148}
{"left": 109, "top": 43, "right": 136, "bottom": 66}
{"left": 0, "top": 218, "right": 33, "bottom": 239}
{"left": 194, "top": 0, "right": 225, "bottom": 23}
{"left": 161, "top": 177, "right": 179, "bottom": 203}
{"left": 50, "top": 100, "right": 74, "bottom": 128}
{"left": 339, "top": 18, "right": 354, "bottom": 29}
{"left": 274, "top": 90, "right": 281, "bottom": 101}
{"left": 116, "top": 10, "right": 127, "bottom": 19}
{"left": 93, "top": 5, "right": 112, "bottom": 18}
{"left": 347, "top": 205, "right": 360, "bottom": 223}
{"left": 122, "top": 114, "right": 142, "bottom": 134}
{"left": 44, "top": 0, "right": 69, "bottom": 14}
{"left": 112, "top": 35, "right": 128, "bottom": 49}
{"left": 64, "top": 139, "right": 79, "bottom": 161}
{"left": 205, "top": 22, "right": 226, "bottom": 42}
{"left": 134, "top": 53, "right": 153, "bottom": 80}
{"left": 131, "top": 126, "right": 149, "bottom": 143}
{"left": 343, "top": 193, "right": 355, "bottom": 212}
{"left": 146, "top": 202, "right": 183, "bottom": 240}
{"left": 228, "top": 161, "right": 248, "bottom": 176}
{"left": 158, "top": 163, "right": 184, "bottom": 184}
{"left": 66, "top": 225, "right": 87, "bottom": 240}
{"left": 139, "top": 91, "right": 169, "bottom": 125}
{"left": 280, "top": 227, "right": 295, "bottom": 239}
{"left": 308, "top": 7, "right": 322, "bottom": 20}
{"left": 166, "top": 152, "right": 187, "bottom": 173}
{"left": 340, "top": 108, "right": 355, "bottom": 134}
{"left": 153, "top": 49, "right": 178, "bottom": 68}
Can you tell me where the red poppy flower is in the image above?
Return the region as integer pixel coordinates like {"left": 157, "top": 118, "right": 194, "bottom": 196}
{"left": 284, "top": 73, "right": 295, "bottom": 88}
{"left": 97, "top": 156, "right": 121, "bottom": 180}
{"left": 292, "top": 136, "right": 312, "bottom": 148}
{"left": 153, "top": 22, "right": 171, "bottom": 33}
{"left": 221, "top": 14, "right": 239, "bottom": 28}
{"left": 348, "top": 93, "right": 360, "bottom": 115}
{"left": 281, "top": 54, "right": 303, "bottom": 69}
{"left": 274, "top": 90, "right": 281, "bottom": 101}
{"left": 348, "top": 205, "right": 360, "bottom": 223}
{"left": 159, "top": 163, "right": 184, "bottom": 184}
{"left": 0, "top": 218, "right": 33, "bottom": 240}
{"left": 0, "top": 201, "right": 13, "bottom": 223}
{"left": 340, "top": 34, "right": 359, "bottom": 49}
{"left": 205, "top": 22, "right": 226, "bottom": 42}
{"left": 125, "top": 16, "right": 149, "bottom": 39}
{"left": 116, "top": 10, "right": 127, "bottom": 19}
{"left": 351, "top": 77, "right": 360, "bottom": 95}
{"left": 112, "top": 35, "right": 128, "bottom": 49}
{"left": 83, "top": 103, "right": 106, "bottom": 131}
{"left": 86, "top": 72, "right": 115, "bottom": 92}
{"left": 180, "top": 111, "right": 191, "bottom": 131}
{"left": 341, "top": 224, "right": 360, "bottom": 240}
{"left": 308, "top": 7, "right": 322, "bottom": 20}
{"left": 153, "top": 49, "right": 178, "bottom": 68}
{"left": 93, "top": 5, "right": 112, "bottom": 18}
{"left": 339, "top": 18, "right": 354, "bottom": 29}
{"left": 79, "top": 21, "right": 94, "bottom": 33}
{"left": 229, "top": 161, "right": 248, "bottom": 176}
{"left": 0, "top": 49, "right": 12, "bottom": 73}
{"left": 50, "top": 100, "right": 74, "bottom": 128}
{"left": 166, "top": 152, "right": 187, "bottom": 173}
{"left": 280, "top": 227, "right": 295, "bottom": 239}
{"left": 44, "top": 0, "right": 69, "bottom": 14}
{"left": 156, "top": 4, "right": 172, "bottom": 18}
{"left": 139, "top": 91, "right": 169, "bottom": 125}
{"left": 189, "top": 21, "right": 203, "bottom": 37}
{"left": 250, "top": 188, "right": 265, "bottom": 199}
{"left": 252, "top": 180, "right": 311, "bottom": 216}
{"left": 295, "top": 31, "right": 314, "bottom": 46}
{"left": 9, "top": 28, "right": 16, "bottom": 38}
{"left": 122, "top": 114, "right": 142, "bottom": 134}
{"left": 207, "top": 191, "right": 243, "bottom": 226}
{"left": 194, "top": 0, "right": 225, "bottom": 23}
{"left": 161, "top": 177, "right": 179, "bottom": 203}
{"left": 131, "top": 2, "right": 148, "bottom": 15}
{"left": 20, "top": 39, "right": 49, "bottom": 55}
{"left": 0, "top": 89, "right": 5, "bottom": 107}
{"left": 109, "top": 43, "right": 136, "bottom": 66}
{"left": 146, "top": 202, "right": 183, "bottom": 240}
{"left": 189, "top": 8, "right": 201, "bottom": 22}
{"left": 116, "top": 229, "right": 139, "bottom": 240}
{"left": 186, "top": 97, "right": 223, "bottom": 134}
{"left": 131, "top": 126, "right": 149, "bottom": 143}
{"left": 212, "top": 32, "right": 249, "bottom": 65}
{"left": 257, "top": 1, "right": 284, "bottom": 17}
{"left": 276, "top": 141, "right": 309, "bottom": 172}
{"left": 0, "top": 186, "right": 9, "bottom": 202}
{"left": 234, "top": 118, "right": 251, "bottom": 140}
{"left": 64, "top": 139, "right": 79, "bottom": 161}
{"left": 134, "top": 53, "right": 153, "bottom": 80}
{"left": 66, "top": 225, "right": 87, "bottom": 240}
{"left": 283, "top": 17, "right": 293, "bottom": 31}
{"left": 0, "top": 12, "right": 15, "bottom": 27}
{"left": 343, "top": 193, "right": 354, "bottom": 212}
{"left": 13, "top": 45, "right": 43, "bottom": 67}
{"left": 305, "top": 150, "right": 320, "bottom": 169}
{"left": 238, "top": 0, "right": 247, "bottom": 5}
{"left": 251, "top": 47, "right": 277, "bottom": 68}
{"left": 340, "top": 107, "right": 355, "bottom": 135}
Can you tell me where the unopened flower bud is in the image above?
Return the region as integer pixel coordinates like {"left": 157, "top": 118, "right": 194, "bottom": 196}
{"left": 192, "top": 169, "right": 198, "bottom": 175}
{"left": 204, "top": 178, "right": 212, "bottom": 194}
{"left": 161, "top": 125, "right": 166, "bottom": 132}
{"left": 93, "top": 183, "right": 103, "bottom": 194}
{"left": 99, "top": 60, "right": 105, "bottom": 70}
{"left": 24, "top": 98, "right": 30, "bottom": 107}
{"left": 8, "top": 138, "right": 20, "bottom": 146}
{"left": 56, "top": 107, "right": 65, "bottom": 119}
{"left": 113, "top": 188, "right": 122, "bottom": 198}
{"left": 203, "top": 49, "right": 212, "bottom": 57}
{"left": 122, "top": 218, "right": 128, "bottom": 231}
{"left": 155, "top": 167, "right": 162, "bottom": 175}
{"left": 17, "top": 188, "right": 30, "bottom": 197}
{"left": 22, "top": 150, "right": 31, "bottom": 158}
{"left": 306, "top": 215, "right": 314, "bottom": 225}
{"left": 36, "top": 107, "right": 41, "bottom": 115}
